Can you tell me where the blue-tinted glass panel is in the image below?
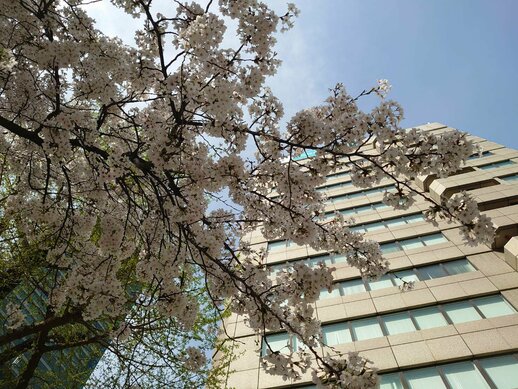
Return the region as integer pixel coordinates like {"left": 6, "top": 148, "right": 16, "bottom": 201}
{"left": 400, "top": 237, "right": 425, "bottom": 250}
{"left": 263, "top": 333, "right": 293, "bottom": 355}
{"left": 421, "top": 233, "right": 448, "bottom": 246}
{"left": 368, "top": 274, "right": 394, "bottom": 290}
{"left": 501, "top": 174, "right": 518, "bottom": 182}
{"left": 479, "top": 355, "right": 518, "bottom": 389}
{"left": 474, "top": 295, "right": 516, "bottom": 318}
{"left": 479, "top": 160, "right": 516, "bottom": 170}
{"left": 380, "top": 373, "right": 403, "bottom": 389}
{"left": 405, "top": 367, "right": 447, "bottom": 389}
{"left": 443, "top": 259, "right": 475, "bottom": 275}
{"left": 381, "top": 242, "right": 401, "bottom": 254}
{"left": 351, "top": 317, "right": 383, "bottom": 341}
{"left": 418, "top": 264, "right": 447, "bottom": 280}
{"left": 383, "top": 312, "right": 416, "bottom": 335}
{"left": 413, "top": 306, "right": 448, "bottom": 329}
{"left": 341, "top": 279, "right": 366, "bottom": 296}
{"left": 393, "top": 269, "right": 419, "bottom": 286}
{"left": 444, "top": 301, "right": 481, "bottom": 324}
{"left": 442, "top": 361, "right": 490, "bottom": 389}
{"left": 323, "top": 323, "right": 352, "bottom": 346}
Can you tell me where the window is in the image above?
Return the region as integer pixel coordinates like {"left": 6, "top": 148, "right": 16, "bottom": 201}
{"left": 316, "top": 180, "right": 353, "bottom": 192}
{"left": 351, "top": 213, "right": 425, "bottom": 233}
{"left": 262, "top": 333, "right": 295, "bottom": 356}
{"left": 405, "top": 367, "right": 447, "bottom": 389}
{"left": 443, "top": 301, "right": 482, "bottom": 324}
{"left": 351, "top": 317, "right": 383, "bottom": 341}
{"left": 500, "top": 173, "right": 518, "bottom": 182}
{"left": 327, "top": 185, "right": 395, "bottom": 203}
{"left": 478, "top": 159, "right": 516, "bottom": 170}
{"left": 324, "top": 201, "right": 389, "bottom": 219}
{"left": 341, "top": 279, "right": 367, "bottom": 296}
{"left": 267, "top": 295, "right": 516, "bottom": 349}
{"left": 267, "top": 240, "right": 292, "bottom": 251}
{"left": 412, "top": 306, "right": 448, "bottom": 330}
{"left": 467, "top": 150, "right": 494, "bottom": 160}
{"left": 474, "top": 294, "right": 516, "bottom": 318}
{"left": 380, "top": 233, "right": 448, "bottom": 254}
{"left": 380, "top": 354, "right": 518, "bottom": 389}
{"left": 318, "top": 257, "right": 476, "bottom": 300}
{"left": 380, "top": 373, "right": 403, "bottom": 389}
{"left": 382, "top": 312, "right": 416, "bottom": 335}
{"left": 293, "top": 149, "right": 317, "bottom": 161}
{"left": 479, "top": 355, "right": 518, "bottom": 389}
{"left": 367, "top": 274, "right": 394, "bottom": 290}
{"left": 322, "top": 323, "right": 352, "bottom": 346}
{"left": 442, "top": 361, "right": 490, "bottom": 389}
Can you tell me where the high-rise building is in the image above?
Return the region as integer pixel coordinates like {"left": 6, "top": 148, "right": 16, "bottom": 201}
{"left": 0, "top": 277, "right": 105, "bottom": 388}
{"left": 222, "top": 123, "right": 518, "bottom": 388}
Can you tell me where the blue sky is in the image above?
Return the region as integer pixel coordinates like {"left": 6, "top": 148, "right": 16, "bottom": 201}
{"left": 268, "top": 0, "right": 518, "bottom": 148}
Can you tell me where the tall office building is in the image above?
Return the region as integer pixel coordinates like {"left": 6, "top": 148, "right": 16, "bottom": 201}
{"left": 222, "top": 123, "right": 518, "bottom": 388}
{"left": 0, "top": 277, "right": 105, "bottom": 388}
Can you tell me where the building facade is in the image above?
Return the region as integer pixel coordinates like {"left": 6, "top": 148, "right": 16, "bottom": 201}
{"left": 222, "top": 123, "right": 518, "bottom": 388}
{"left": 0, "top": 276, "right": 105, "bottom": 388}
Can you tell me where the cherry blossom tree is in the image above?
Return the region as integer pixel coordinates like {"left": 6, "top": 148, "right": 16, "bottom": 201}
{"left": 0, "top": 0, "right": 495, "bottom": 388}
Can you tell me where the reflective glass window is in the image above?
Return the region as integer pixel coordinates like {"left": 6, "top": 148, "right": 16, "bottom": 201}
{"left": 413, "top": 306, "right": 448, "bottom": 329}
{"left": 393, "top": 269, "right": 419, "bottom": 286}
{"left": 400, "top": 238, "right": 425, "bottom": 250}
{"left": 263, "top": 333, "right": 293, "bottom": 355}
{"left": 351, "top": 317, "right": 383, "bottom": 341}
{"left": 368, "top": 274, "right": 395, "bottom": 290}
{"left": 442, "top": 361, "right": 490, "bottom": 389}
{"left": 381, "top": 242, "right": 401, "bottom": 254}
{"left": 443, "top": 259, "right": 475, "bottom": 275}
{"left": 421, "top": 233, "right": 448, "bottom": 246}
{"left": 405, "top": 367, "right": 447, "bottom": 389}
{"left": 474, "top": 295, "right": 516, "bottom": 318}
{"left": 380, "top": 373, "right": 403, "bottom": 389}
{"left": 341, "top": 279, "right": 366, "bottom": 296}
{"left": 444, "top": 301, "right": 482, "bottom": 324}
{"left": 323, "top": 323, "right": 352, "bottom": 346}
{"left": 479, "top": 355, "right": 518, "bottom": 389}
{"left": 418, "top": 263, "right": 447, "bottom": 280}
{"left": 383, "top": 312, "right": 416, "bottom": 335}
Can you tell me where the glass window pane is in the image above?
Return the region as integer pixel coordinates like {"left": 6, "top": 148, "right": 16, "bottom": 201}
{"left": 368, "top": 274, "right": 395, "bottom": 290}
{"left": 263, "top": 333, "right": 292, "bottom": 355}
{"left": 383, "top": 312, "right": 416, "bottom": 335}
{"left": 341, "top": 279, "right": 367, "bottom": 296}
{"left": 365, "top": 222, "right": 386, "bottom": 232}
{"left": 405, "top": 367, "right": 447, "bottom": 389}
{"left": 418, "top": 264, "right": 448, "bottom": 280}
{"left": 380, "top": 373, "right": 403, "bottom": 389}
{"left": 323, "top": 323, "right": 352, "bottom": 346}
{"left": 444, "top": 301, "right": 482, "bottom": 324}
{"left": 405, "top": 214, "right": 425, "bottom": 223}
{"left": 474, "top": 295, "right": 516, "bottom": 318}
{"left": 320, "top": 286, "right": 341, "bottom": 300}
{"left": 400, "top": 238, "right": 425, "bottom": 250}
{"left": 268, "top": 240, "right": 287, "bottom": 251}
{"left": 442, "top": 361, "right": 490, "bottom": 389}
{"left": 351, "top": 317, "right": 383, "bottom": 341}
{"left": 479, "top": 355, "right": 518, "bottom": 389}
{"left": 413, "top": 306, "right": 448, "bottom": 329}
{"left": 394, "top": 269, "right": 420, "bottom": 286}
{"left": 421, "top": 233, "right": 448, "bottom": 246}
{"left": 386, "top": 218, "right": 407, "bottom": 227}
{"left": 381, "top": 242, "right": 401, "bottom": 254}
{"left": 332, "top": 254, "right": 348, "bottom": 264}
{"left": 443, "top": 259, "right": 475, "bottom": 275}
{"left": 502, "top": 174, "right": 518, "bottom": 182}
